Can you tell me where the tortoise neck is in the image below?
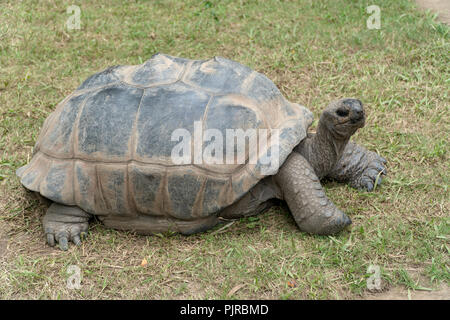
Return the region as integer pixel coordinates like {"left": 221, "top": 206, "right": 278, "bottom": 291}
{"left": 295, "top": 120, "right": 349, "bottom": 178}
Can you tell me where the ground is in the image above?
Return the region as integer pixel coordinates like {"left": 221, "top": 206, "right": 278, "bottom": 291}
{"left": 416, "top": 0, "right": 450, "bottom": 24}
{"left": 0, "top": 0, "right": 448, "bottom": 299}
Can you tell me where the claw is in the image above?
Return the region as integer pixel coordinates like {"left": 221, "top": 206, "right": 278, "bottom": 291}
{"left": 46, "top": 234, "right": 55, "bottom": 247}
{"left": 362, "top": 178, "right": 374, "bottom": 191}
{"left": 58, "top": 237, "right": 69, "bottom": 251}
{"left": 340, "top": 213, "right": 352, "bottom": 227}
{"left": 373, "top": 162, "right": 387, "bottom": 175}
{"left": 323, "top": 210, "right": 352, "bottom": 234}
{"left": 72, "top": 235, "right": 82, "bottom": 246}
{"left": 56, "top": 231, "right": 69, "bottom": 251}
{"left": 374, "top": 176, "right": 383, "bottom": 186}
{"left": 366, "top": 168, "right": 381, "bottom": 179}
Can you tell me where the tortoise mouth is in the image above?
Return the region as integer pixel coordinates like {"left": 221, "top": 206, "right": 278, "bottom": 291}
{"left": 336, "top": 116, "right": 365, "bottom": 127}
{"left": 331, "top": 117, "right": 365, "bottom": 138}
{"left": 350, "top": 114, "right": 365, "bottom": 126}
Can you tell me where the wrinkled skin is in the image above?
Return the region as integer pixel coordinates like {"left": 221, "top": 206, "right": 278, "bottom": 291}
{"left": 42, "top": 98, "right": 386, "bottom": 250}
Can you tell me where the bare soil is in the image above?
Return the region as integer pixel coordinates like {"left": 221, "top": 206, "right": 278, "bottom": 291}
{"left": 365, "top": 283, "right": 449, "bottom": 300}
{"left": 416, "top": 0, "right": 450, "bottom": 24}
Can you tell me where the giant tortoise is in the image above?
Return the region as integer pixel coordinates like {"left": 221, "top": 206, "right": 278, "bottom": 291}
{"left": 17, "top": 53, "right": 387, "bottom": 250}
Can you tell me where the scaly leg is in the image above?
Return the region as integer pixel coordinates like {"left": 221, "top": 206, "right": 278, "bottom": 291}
{"left": 276, "top": 153, "right": 352, "bottom": 235}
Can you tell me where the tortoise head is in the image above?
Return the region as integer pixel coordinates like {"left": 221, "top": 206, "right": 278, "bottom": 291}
{"left": 319, "top": 98, "right": 366, "bottom": 139}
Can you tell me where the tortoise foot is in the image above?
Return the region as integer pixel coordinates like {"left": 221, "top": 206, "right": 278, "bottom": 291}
{"left": 43, "top": 203, "right": 91, "bottom": 251}
{"left": 298, "top": 206, "right": 352, "bottom": 235}
{"left": 356, "top": 153, "right": 387, "bottom": 191}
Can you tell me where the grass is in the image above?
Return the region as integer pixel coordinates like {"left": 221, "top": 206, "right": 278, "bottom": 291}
{"left": 0, "top": 0, "right": 448, "bottom": 299}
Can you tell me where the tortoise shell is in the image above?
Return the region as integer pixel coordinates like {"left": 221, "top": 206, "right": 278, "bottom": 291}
{"left": 17, "top": 53, "right": 313, "bottom": 220}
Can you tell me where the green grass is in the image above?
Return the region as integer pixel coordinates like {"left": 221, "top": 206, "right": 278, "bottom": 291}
{"left": 0, "top": 0, "right": 448, "bottom": 299}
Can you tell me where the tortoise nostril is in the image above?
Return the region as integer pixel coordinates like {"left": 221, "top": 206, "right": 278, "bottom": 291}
{"left": 351, "top": 109, "right": 365, "bottom": 124}
{"left": 342, "top": 99, "right": 364, "bottom": 119}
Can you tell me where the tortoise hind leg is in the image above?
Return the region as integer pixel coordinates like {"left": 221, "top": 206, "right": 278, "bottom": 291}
{"left": 219, "top": 177, "right": 281, "bottom": 220}
{"left": 43, "top": 203, "right": 91, "bottom": 251}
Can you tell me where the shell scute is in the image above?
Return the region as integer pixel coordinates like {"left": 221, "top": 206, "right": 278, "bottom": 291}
{"left": 76, "top": 84, "right": 143, "bottom": 161}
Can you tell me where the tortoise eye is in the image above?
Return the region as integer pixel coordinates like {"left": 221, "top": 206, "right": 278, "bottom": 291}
{"left": 336, "top": 108, "right": 349, "bottom": 117}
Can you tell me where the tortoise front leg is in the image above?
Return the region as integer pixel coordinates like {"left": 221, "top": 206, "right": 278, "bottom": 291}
{"left": 276, "top": 153, "right": 352, "bottom": 235}
{"left": 43, "top": 203, "right": 91, "bottom": 251}
{"left": 327, "top": 142, "right": 387, "bottom": 191}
